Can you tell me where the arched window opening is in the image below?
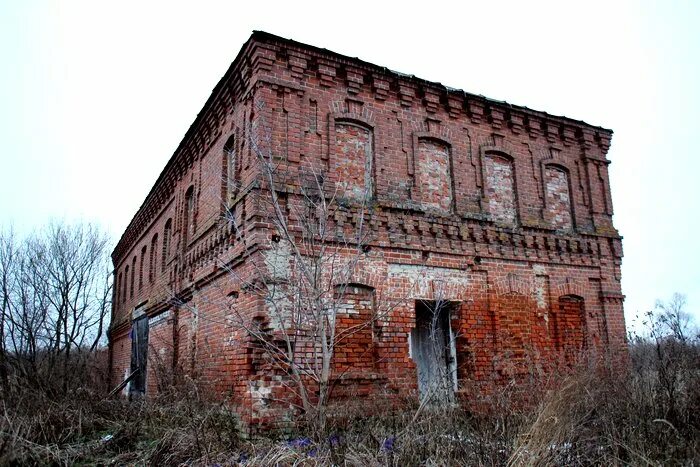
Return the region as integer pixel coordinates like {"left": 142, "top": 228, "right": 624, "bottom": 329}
{"left": 224, "top": 134, "right": 237, "bottom": 198}
{"left": 130, "top": 256, "right": 136, "bottom": 299}
{"left": 116, "top": 272, "right": 122, "bottom": 308}
{"left": 139, "top": 246, "right": 146, "bottom": 290}
{"left": 149, "top": 234, "right": 158, "bottom": 283}
{"left": 124, "top": 265, "right": 130, "bottom": 303}
{"left": 484, "top": 152, "right": 517, "bottom": 226}
{"left": 334, "top": 121, "right": 373, "bottom": 202}
{"left": 183, "top": 186, "right": 195, "bottom": 244}
{"left": 162, "top": 218, "right": 172, "bottom": 272}
{"left": 544, "top": 165, "right": 573, "bottom": 231}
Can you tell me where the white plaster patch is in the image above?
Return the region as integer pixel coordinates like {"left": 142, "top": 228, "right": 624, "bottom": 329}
{"left": 534, "top": 277, "right": 547, "bottom": 310}
{"left": 249, "top": 381, "right": 272, "bottom": 408}
{"left": 149, "top": 309, "right": 171, "bottom": 328}
{"left": 388, "top": 264, "right": 470, "bottom": 299}
{"left": 265, "top": 287, "right": 293, "bottom": 331}
{"left": 263, "top": 240, "right": 292, "bottom": 281}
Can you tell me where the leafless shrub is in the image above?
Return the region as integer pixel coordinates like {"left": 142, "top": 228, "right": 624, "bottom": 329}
{"left": 0, "top": 222, "right": 112, "bottom": 398}
{"left": 1, "top": 340, "right": 697, "bottom": 465}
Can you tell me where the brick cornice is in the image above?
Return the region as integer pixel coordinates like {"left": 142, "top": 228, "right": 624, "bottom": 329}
{"left": 249, "top": 32, "right": 614, "bottom": 154}
{"left": 113, "top": 36, "right": 262, "bottom": 263}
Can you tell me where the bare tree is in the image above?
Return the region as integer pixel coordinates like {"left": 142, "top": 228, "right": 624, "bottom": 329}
{"left": 654, "top": 293, "right": 695, "bottom": 343}
{"left": 0, "top": 222, "right": 112, "bottom": 396}
{"left": 226, "top": 132, "right": 384, "bottom": 430}
{"left": 168, "top": 100, "right": 415, "bottom": 432}
{"left": 165, "top": 99, "right": 474, "bottom": 431}
{"left": 629, "top": 293, "right": 699, "bottom": 423}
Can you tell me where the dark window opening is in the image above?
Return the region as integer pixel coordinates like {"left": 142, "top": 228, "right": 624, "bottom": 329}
{"left": 162, "top": 218, "right": 172, "bottom": 272}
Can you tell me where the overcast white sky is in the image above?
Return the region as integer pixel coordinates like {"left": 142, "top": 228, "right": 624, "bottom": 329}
{"left": 1, "top": 1, "right": 698, "bottom": 327}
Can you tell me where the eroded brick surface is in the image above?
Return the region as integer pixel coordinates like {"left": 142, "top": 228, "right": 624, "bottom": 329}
{"left": 545, "top": 166, "right": 573, "bottom": 231}
{"left": 334, "top": 123, "right": 372, "bottom": 200}
{"left": 555, "top": 296, "right": 586, "bottom": 361}
{"left": 484, "top": 154, "right": 517, "bottom": 225}
{"left": 417, "top": 139, "right": 452, "bottom": 213}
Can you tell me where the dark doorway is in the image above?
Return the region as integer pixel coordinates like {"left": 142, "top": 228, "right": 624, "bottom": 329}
{"left": 130, "top": 315, "right": 149, "bottom": 396}
{"left": 411, "top": 300, "right": 457, "bottom": 404}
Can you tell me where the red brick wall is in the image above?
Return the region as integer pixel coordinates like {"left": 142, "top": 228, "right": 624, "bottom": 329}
{"left": 109, "top": 33, "right": 626, "bottom": 429}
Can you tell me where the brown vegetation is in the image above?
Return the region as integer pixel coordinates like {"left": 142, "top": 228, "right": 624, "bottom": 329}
{"left": 1, "top": 224, "right": 697, "bottom": 464}
{"left": 1, "top": 333, "right": 698, "bottom": 465}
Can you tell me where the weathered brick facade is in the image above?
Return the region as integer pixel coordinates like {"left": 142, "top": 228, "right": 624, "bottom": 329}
{"left": 108, "top": 32, "right": 625, "bottom": 427}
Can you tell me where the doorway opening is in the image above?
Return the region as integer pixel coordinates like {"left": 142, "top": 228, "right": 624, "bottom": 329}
{"left": 411, "top": 300, "right": 458, "bottom": 404}
{"left": 129, "top": 315, "right": 149, "bottom": 397}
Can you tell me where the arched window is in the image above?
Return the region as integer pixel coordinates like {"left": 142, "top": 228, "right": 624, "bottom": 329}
{"left": 162, "top": 218, "right": 172, "bottom": 272}
{"left": 484, "top": 152, "right": 517, "bottom": 225}
{"left": 223, "top": 134, "right": 237, "bottom": 198}
{"left": 149, "top": 234, "right": 158, "bottom": 283}
{"left": 334, "top": 121, "right": 373, "bottom": 201}
{"left": 130, "top": 256, "right": 136, "bottom": 298}
{"left": 116, "top": 272, "right": 122, "bottom": 308}
{"left": 139, "top": 246, "right": 146, "bottom": 290}
{"left": 124, "top": 265, "right": 129, "bottom": 303}
{"left": 417, "top": 138, "right": 452, "bottom": 213}
{"left": 544, "top": 165, "right": 573, "bottom": 231}
{"left": 183, "top": 186, "right": 195, "bottom": 244}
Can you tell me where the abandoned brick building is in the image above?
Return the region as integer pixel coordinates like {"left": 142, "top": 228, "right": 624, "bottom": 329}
{"left": 108, "top": 31, "right": 626, "bottom": 426}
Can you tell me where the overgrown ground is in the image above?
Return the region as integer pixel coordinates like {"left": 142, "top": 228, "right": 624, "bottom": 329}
{"left": 1, "top": 347, "right": 698, "bottom": 466}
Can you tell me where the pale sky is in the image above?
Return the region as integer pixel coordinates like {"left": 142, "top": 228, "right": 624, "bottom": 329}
{"left": 1, "top": 1, "right": 698, "bottom": 327}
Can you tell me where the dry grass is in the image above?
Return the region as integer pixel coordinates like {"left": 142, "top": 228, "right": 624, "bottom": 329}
{"left": 1, "top": 343, "right": 698, "bottom": 465}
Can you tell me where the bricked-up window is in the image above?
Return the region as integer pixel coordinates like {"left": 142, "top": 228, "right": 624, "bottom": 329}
{"left": 555, "top": 295, "right": 586, "bottom": 360}
{"left": 139, "top": 246, "right": 146, "bottom": 290}
{"left": 332, "top": 284, "right": 376, "bottom": 373}
{"left": 149, "top": 234, "right": 158, "bottom": 283}
{"left": 124, "top": 265, "right": 129, "bottom": 303}
{"left": 130, "top": 256, "right": 136, "bottom": 298}
{"left": 544, "top": 165, "right": 573, "bottom": 231}
{"left": 417, "top": 138, "right": 453, "bottom": 213}
{"left": 162, "top": 218, "right": 172, "bottom": 272}
{"left": 334, "top": 121, "right": 373, "bottom": 202}
{"left": 484, "top": 153, "right": 517, "bottom": 225}
{"left": 223, "top": 134, "right": 237, "bottom": 199}
{"left": 495, "top": 292, "right": 535, "bottom": 377}
{"left": 183, "top": 186, "right": 195, "bottom": 244}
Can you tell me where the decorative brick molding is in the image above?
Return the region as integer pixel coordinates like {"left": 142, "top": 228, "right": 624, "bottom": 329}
{"left": 492, "top": 273, "right": 533, "bottom": 296}
{"left": 108, "top": 32, "right": 626, "bottom": 430}
{"left": 553, "top": 277, "right": 587, "bottom": 299}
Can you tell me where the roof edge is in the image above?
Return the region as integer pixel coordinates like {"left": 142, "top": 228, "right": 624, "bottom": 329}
{"left": 249, "top": 30, "right": 613, "bottom": 133}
